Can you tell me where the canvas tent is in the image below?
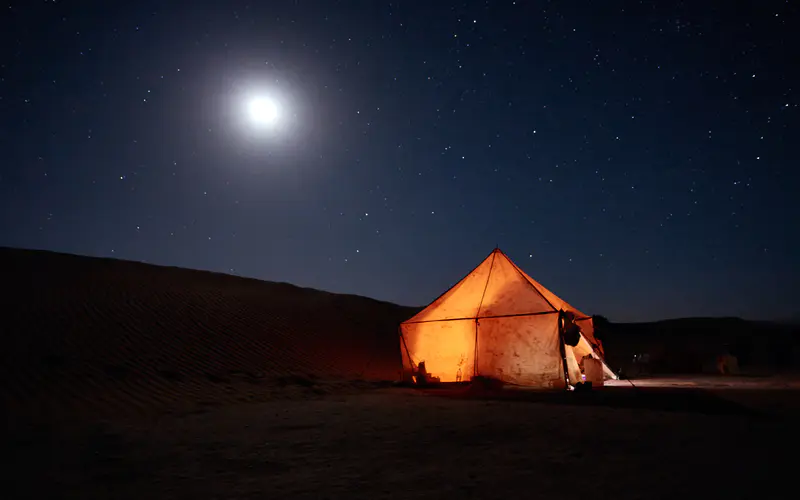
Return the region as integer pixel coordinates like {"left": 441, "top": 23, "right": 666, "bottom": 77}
{"left": 399, "top": 248, "right": 616, "bottom": 388}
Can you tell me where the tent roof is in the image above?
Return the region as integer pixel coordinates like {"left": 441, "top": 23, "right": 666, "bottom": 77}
{"left": 403, "top": 248, "right": 593, "bottom": 325}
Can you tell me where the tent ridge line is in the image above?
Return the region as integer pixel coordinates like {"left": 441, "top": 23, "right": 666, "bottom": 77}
{"left": 403, "top": 248, "right": 498, "bottom": 324}
{"left": 475, "top": 250, "right": 498, "bottom": 318}
{"left": 402, "top": 310, "right": 559, "bottom": 325}
{"left": 477, "top": 310, "right": 559, "bottom": 320}
{"left": 503, "top": 250, "right": 558, "bottom": 311}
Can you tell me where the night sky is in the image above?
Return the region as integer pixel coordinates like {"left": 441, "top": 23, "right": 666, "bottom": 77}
{"left": 1, "top": 1, "right": 798, "bottom": 323}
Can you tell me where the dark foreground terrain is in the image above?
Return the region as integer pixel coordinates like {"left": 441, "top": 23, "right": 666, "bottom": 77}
{"left": 2, "top": 248, "right": 797, "bottom": 498}
{"left": 4, "top": 377, "right": 798, "bottom": 499}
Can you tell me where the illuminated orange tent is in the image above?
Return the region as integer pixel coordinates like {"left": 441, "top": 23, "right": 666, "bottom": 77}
{"left": 399, "top": 248, "right": 616, "bottom": 388}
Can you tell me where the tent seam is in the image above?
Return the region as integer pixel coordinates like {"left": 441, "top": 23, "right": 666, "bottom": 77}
{"left": 473, "top": 250, "right": 498, "bottom": 376}
{"left": 402, "top": 310, "right": 559, "bottom": 325}
{"left": 476, "top": 250, "right": 497, "bottom": 317}
{"left": 502, "top": 250, "right": 558, "bottom": 312}
{"left": 406, "top": 248, "right": 498, "bottom": 323}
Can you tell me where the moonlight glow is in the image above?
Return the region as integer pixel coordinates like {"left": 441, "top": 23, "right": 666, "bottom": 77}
{"left": 247, "top": 97, "right": 280, "bottom": 126}
{"left": 228, "top": 86, "right": 301, "bottom": 146}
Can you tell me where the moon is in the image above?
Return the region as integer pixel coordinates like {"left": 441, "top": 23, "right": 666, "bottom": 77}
{"left": 247, "top": 97, "right": 280, "bottom": 126}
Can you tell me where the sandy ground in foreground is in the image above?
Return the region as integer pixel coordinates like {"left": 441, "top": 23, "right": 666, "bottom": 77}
{"left": 4, "top": 380, "right": 798, "bottom": 500}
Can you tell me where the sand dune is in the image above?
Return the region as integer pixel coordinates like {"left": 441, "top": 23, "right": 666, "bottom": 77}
{"left": 0, "top": 247, "right": 416, "bottom": 420}
{"left": 4, "top": 248, "right": 800, "bottom": 498}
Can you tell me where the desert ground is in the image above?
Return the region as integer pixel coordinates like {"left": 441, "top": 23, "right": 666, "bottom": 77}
{"left": 4, "top": 378, "right": 800, "bottom": 499}
{"left": 2, "top": 248, "right": 797, "bottom": 499}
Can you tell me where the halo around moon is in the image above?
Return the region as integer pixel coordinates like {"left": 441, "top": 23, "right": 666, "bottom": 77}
{"left": 218, "top": 70, "right": 309, "bottom": 158}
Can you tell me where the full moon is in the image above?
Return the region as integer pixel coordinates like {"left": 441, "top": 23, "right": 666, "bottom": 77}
{"left": 247, "top": 97, "right": 280, "bottom": 126}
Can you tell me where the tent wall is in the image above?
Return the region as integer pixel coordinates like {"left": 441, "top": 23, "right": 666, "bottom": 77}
{"left": 400, "top": 320, "right": 476, "bottom": 382}
{"left": 475, "top": 313, "right": 565, "bottom": 388}
{"left": 573, "top": 334, "right": 595, "bottom": 359}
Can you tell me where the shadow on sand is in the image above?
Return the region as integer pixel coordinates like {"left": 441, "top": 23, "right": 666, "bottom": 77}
{"left": 417, "top": 382, "right": 761, "bottom": 417}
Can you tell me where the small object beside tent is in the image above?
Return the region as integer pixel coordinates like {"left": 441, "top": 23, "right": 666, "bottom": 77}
{"left": 399, "top": 248, "right": 616, "bottom": 389}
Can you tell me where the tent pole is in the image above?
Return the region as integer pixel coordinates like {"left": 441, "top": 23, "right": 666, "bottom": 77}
{"left": 473, "top": 319, "right": 480, "bottom": 378}
{"left": 557, "top": 310, "right": 571, "bottom": 390}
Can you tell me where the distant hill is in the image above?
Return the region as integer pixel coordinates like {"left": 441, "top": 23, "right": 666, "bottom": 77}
{"left": 784, "top": 313, "right": 800, "bottom": 325}
{"left": 2, "top": 246, "right": 798, "bottom": 419}
{"left": 596, "top": 316, "right": 800, "bottom": 376}
{"left": 0, "top": 247, "right": 417, "bottom": 419}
